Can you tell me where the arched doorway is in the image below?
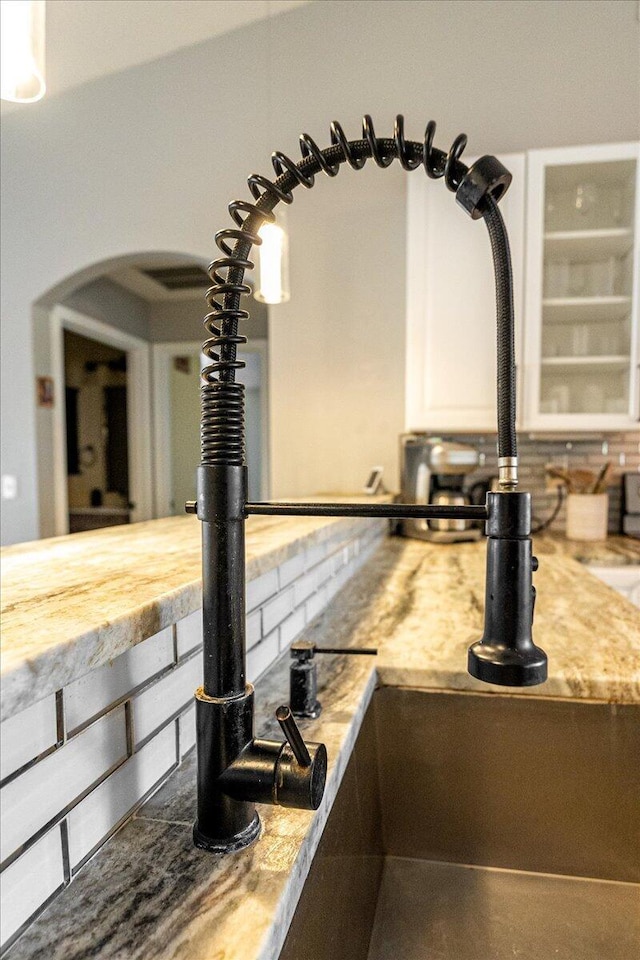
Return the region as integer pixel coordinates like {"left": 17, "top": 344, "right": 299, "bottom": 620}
{"left": 33, "top": 252, "right": 270, "bottom": 539}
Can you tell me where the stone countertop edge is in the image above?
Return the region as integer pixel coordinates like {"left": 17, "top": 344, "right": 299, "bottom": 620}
{"left": 0, "top": 503, "right": 388, "bottom": 724}
{"left": 254, "top": 667, "right": 379, "bottom": 960}
{"left": 6, "top": 534, "right": 640, "bottom": 960}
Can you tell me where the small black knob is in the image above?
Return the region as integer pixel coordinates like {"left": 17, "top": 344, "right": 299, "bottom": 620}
{"left": 531, "top": 555, "right": 539, "bottom": 572}
{"left": 185, "top": 501, "right": 197, "bottom": 514}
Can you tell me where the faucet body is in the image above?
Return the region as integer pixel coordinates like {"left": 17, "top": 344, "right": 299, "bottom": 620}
{"left": 193, "top": 463, "right": 327, "bottom": 851}
{"left": 191, "top": 116, "right": 547, "bottom": 855}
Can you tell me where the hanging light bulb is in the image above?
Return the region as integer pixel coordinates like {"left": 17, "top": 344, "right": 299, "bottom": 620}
{"left": 1, "top": 0, "right": 46, "bottom": 104}
{"left": 254, "top": 208, "right": 291, "bottom": 304}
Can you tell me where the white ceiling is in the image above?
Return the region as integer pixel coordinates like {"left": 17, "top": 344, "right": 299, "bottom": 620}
{"left": 4, "top": 0, "right": 309, "bottom": 108}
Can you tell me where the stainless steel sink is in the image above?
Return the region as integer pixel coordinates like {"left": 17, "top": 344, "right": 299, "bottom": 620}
{"left": 280, "top": 688, "right": 640, "bottom": 960}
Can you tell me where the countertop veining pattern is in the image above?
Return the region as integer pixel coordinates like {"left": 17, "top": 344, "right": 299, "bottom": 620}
{"left": 373, "top": 538, "right": 640, "bottom": 702}
{"left": 533, "top": 531, "right": 640, "bottom": 566}
{"left": 8, "top": 533, "right": 640, "bottom": 960}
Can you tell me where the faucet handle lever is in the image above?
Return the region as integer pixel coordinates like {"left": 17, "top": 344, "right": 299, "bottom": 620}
{"left": 276, "top": 705, "right": 312, "bottom": 767}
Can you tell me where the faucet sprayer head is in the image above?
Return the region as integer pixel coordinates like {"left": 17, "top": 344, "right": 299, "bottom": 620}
{"left": 468, "top": 491, "right": 547, "bottom": 687}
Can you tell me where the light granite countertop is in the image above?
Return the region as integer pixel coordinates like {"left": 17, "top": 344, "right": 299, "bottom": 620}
{"left": 533, "top": 531, "right": 640, "bottom": 566}
{"left": 372, "top": 535, "right": 640, "bottom": 702}
{"left": 0, "top": 504, "right": 387, "bottom": 723}
{"left": 1, "top": 520, "right": 637, "bottom": 723}
{"left": 7, "top": 531, "right": 640, "bottom": 960}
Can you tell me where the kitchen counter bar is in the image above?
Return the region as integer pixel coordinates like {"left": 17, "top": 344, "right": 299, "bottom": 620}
{"left": 1, "top": 521, "right": 637, "bottom": 724}
{"left": 0, "top": 505, "right": 388, "bottom": 723}
{"left": 8, "top": 532, "right": 640, "bottom": 960}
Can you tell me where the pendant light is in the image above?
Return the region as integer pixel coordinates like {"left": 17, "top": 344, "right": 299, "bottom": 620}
{"left": 1, "top": 0, "right": 46, "bottom": 103}
{"left": 254, "top": 0, "right": 290, "bottom": 305}
{"left": 255, "top": 207, "right": 291, "bottom": 304}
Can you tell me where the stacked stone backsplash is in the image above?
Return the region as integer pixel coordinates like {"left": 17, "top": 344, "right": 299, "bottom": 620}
{"left": 447, "top": 432, "right": 640, "bottom": 534}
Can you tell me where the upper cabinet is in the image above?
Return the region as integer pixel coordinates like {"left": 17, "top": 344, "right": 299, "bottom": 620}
{"left": 405, "top": 153, "right": 526, "bottom": 433}
{"left": 405, "top": 142, "right": 640, "bottom": 434}
{"left": 523, "top": 142, "right": 639, "bottom": 430}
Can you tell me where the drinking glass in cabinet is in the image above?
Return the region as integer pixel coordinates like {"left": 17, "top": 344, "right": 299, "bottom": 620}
{"left": 544, "top": 260, "right": 569, "bottom": 298}
{"left": 586, "top": 258, "right": 618, "bottom": 297}
{"left": 574, "top": 182, "right": 598, "bottom": 217}
{"left": 571, "top": 324, "right": 589, "bottom": 356}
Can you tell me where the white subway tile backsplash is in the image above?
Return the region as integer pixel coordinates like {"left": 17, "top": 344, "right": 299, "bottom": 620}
{"left": 304, "top": 541, "right": 328, "bottom": 571}
{"left": 278, "top": 552, "right": 304, "bottom": 588}
{"left": 313, "top": 555, "right": 335, "bottom": 589}
{"left": 0, "top": 824, "right": 65, "bottom": 950}
{"left": 64, "top": 628, "right": 174, "bottom": 733}
{"left": 325, "top": 573, "right": 342, "bottom": 603}
{"left": 278, "top": 606, "right": 306, "bottom": 653}
{"left": 246, "top": 568, "right": 278, "bottom": 612}
{"left": 175, "top": 611, "right": 202, "bottom": 659}
{"left": 67, "top": 724, "right": 177, "bottom": 870}
{"left": 178, "top": 704, "right": 196, "bottom": 758}
{"left": 246, "top": 630, "right": 279, "bottom": 684}
{"left": 0, "top": 695, "right": 58, "bottom": 782}
{"left": 246, "top": 608, "right": 262, "bottom": 651}
{"left": 131, "top": 654, "right": 200, "bottom": 747}
{"left": 332, "top": 545, "right": 350, "bottom": 574}
{"left": 0, "top": 707, "right": 127, "bottom": 864}
{"left": 306, "top": 585, "right": 328, "bottom": 624}
{"left": 262, "top": 586, "right": 295, "bottom": 635}
{"left": 293, "top": 568, "right": 318, "bottom": 606}
{"left": 0, "top": 519, "right": 386, "bottom": 950}
{"left": 334, "top": 564, "right": 352, "bottom": 593}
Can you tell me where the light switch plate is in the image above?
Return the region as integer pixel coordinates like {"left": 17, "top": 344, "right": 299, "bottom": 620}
{"left": 1, "top": 475, "right": 18, "bottom": 500}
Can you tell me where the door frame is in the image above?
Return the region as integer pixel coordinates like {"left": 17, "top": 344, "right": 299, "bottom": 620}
{"left": 50, "top": 304, "right": 153, "bottom": 535}
{"left": 152, "top": 339, "right": 270, "bottom": 517}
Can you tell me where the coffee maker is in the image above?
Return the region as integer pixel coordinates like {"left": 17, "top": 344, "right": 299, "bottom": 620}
{"left": 399, "top": 434, "right": 485, "bottom": 542}
{"left": 622, "top": 473, "right": 640, "bottom": 538}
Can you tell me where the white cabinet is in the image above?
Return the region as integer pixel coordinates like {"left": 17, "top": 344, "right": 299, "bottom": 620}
{"left": 523, "top": 142, "right": 640, "bottom": 431}
{"left": 405, "top": 143, "right": 640, "bottom": 435}
{"left": 405, "top": 154, "right": 526, "bottom": 432}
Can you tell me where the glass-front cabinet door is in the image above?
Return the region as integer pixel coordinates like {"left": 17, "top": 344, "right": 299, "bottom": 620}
{"left": 524, "top": 143, "right": 639, "bottom": 430}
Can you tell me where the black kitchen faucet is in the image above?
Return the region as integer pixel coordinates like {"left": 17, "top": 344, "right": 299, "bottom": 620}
{"left": 187, "top": 115, "right": 547, "bottom": 855}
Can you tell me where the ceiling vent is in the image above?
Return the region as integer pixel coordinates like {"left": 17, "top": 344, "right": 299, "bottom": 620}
{"left": 141, "top": 265, "right": 211, "bottom": 291}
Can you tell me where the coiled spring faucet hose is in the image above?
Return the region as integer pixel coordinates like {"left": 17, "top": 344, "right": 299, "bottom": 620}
{"left": 200, "top": 115, "right": 518, "bottom": 487}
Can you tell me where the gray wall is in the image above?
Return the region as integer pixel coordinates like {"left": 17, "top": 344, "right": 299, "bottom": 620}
{"left": 148, "top": 298, "right": 268, "bottom": 343}
{"left": 2, "top": 1, "right": 639, "bottom": 543}
{"left": 64, "top": 278, "right": 150, "bottom": 341}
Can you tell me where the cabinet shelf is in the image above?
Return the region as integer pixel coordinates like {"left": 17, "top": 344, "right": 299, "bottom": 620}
{"left": 544, "top": 228, "right": 633, "bottom": 259}
{"left": 542, "top": 296, "right": 631, "bottom": 323}
{"left": 541, "top": 355, "right": 629, "bottom": 370}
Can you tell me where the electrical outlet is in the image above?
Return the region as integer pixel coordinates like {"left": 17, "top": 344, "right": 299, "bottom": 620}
{"left": 1, "top": 475, "right": 18, "bottom": 500}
